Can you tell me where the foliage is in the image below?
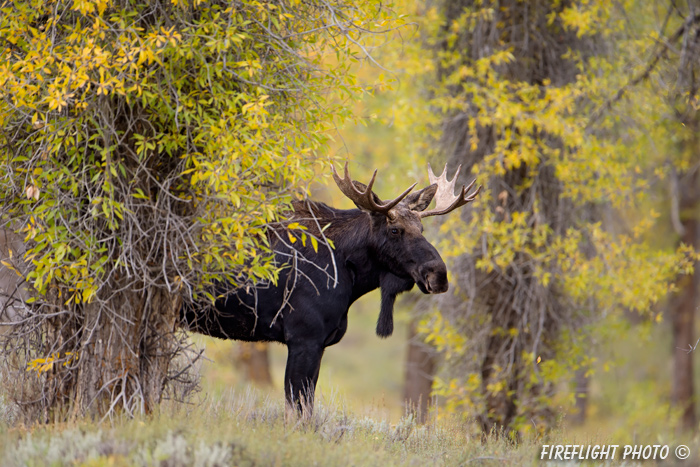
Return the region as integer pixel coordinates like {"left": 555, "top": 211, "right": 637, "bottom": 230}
{"left": 329, "top": 0, "right": 700, "bottom": 435}
{"left": 0, "top": 0, "right": 393, "bottom": 302}
{"left": 0, "top": 0, "right": 404, "bottom": 420}
{"left": 591, "top": 317, "right": 682, "bottom": 443}
{"left": 415, "top": 0, "right": 700, "bottom": 435}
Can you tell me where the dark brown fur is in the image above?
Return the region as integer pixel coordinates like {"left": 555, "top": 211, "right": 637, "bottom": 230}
{"left": 182, "top": 185, "right": 452, "bottom": 414}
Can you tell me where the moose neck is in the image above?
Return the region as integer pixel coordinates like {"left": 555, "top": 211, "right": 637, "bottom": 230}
{"left": 326, "top": 209, "right": 383, "bottom": 302}
{"left": 290, "top": 200, "right": 398, "bottom": 303}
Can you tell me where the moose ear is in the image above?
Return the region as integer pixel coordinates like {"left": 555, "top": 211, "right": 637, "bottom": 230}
{"left": 403, "top": 184, "right": 437, "bottom": 212}
{"left": 349, "top": 181, "right": 383, "bottom": 212}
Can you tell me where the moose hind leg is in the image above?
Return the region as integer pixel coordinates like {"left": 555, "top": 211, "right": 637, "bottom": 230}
{"left": 284, "top": 342, "right": 324, "bottom": 416}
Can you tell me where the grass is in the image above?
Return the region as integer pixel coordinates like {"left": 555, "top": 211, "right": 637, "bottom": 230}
{"left": 3, "top": 388, "right": 700, "bottom": 466}
{"left": 0, "top": 390, "right": 542, "bottom": 466}
{"left": 0, "top": 291, "right": 543, "bottom": 466}
{"left": 3, "top": 294, "right": 700, "bottom": 465}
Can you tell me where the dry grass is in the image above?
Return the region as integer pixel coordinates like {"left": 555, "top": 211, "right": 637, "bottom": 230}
{"left": 0, "top": 389, "right": 543, "bottom": 467}
{"left": 3, "top": 295, "right": 700, "bottom": 466}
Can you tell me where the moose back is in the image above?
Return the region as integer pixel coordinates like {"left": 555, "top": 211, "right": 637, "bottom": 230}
{"left": 181, "top": 163, "right": 480, "bottom": 413}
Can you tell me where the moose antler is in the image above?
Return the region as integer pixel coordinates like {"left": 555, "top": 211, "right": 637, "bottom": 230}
{"left": 332, "top": 162, "right": 416, "bottom": 216}
{"left": 418, "top": 164, "right": 481, "bottom": 218}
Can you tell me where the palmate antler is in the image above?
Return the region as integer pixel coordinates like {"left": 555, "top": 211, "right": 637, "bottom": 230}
{"left": 418, "top": 164, "right": 481, "bottom": 218}
{"left": 331, "top": 162, "right": 416, "bottom": 215}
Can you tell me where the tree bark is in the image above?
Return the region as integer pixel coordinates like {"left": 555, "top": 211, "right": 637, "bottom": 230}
{"left": 403, "top": 320, "right": 437, "bottom": 423}
{"left": 672, "top": 166, "right": 699, "bottom": 431}
{"left": 61, "top": 286, "right": 183, "bottom": 420}
{"left": 0, "top": 230, "right": 28, "bottom": 337}
{"left": 434, "top": 0, "right": 588, "bottom": 434}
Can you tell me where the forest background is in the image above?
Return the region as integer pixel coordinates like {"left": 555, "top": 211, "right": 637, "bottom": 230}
{"left": 2, "top": 0, "right": 700, "bottom": 465}
{"left": 227, "top": 0, "right": 700, "bottom": 438}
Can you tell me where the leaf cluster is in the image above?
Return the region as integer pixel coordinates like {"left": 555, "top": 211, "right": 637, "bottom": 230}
{"left": 0, "top": 0, "right": 405, "bottom": 420}
{"left": 352, "top": 0, "right": 699, "bottom": 434}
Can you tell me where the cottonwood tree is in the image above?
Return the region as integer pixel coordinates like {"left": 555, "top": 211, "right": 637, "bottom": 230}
{"left": 409, "top": 0, "right": 696, "bottom": 434}
{"left": 0, "top": 0, "right": 403, "bottom": 421}
{"left": 639, "top": 1, "right": 700, "bottom": 431}
{"left": 549, "top": 0, "right": 700, "bottom": 432}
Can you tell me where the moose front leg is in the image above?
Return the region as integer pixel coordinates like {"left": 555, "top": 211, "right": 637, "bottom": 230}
{"left": 284, "top": 342, "right": 324, "bottom": 416}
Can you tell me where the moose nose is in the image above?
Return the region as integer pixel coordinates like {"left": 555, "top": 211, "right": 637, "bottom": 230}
{"left": 419, "top": 261, "right": 448, "bottom": 294}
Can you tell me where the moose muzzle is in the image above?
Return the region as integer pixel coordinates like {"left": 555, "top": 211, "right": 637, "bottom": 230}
{"left": 416, "top": 260, "right": 449, "bottom": 294}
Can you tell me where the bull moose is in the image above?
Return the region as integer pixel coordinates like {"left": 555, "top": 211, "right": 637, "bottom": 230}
{"left": 182, "top": 163, "right": 480, "bottom": 413}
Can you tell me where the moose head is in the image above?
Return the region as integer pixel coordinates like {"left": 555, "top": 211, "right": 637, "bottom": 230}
{"left": 331, "top": 162, "right": 481, "bottom": 335}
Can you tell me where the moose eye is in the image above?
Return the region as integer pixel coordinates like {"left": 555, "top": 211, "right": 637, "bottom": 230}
{"left": 390, "top": 228, "right": 400, "bottom": 236}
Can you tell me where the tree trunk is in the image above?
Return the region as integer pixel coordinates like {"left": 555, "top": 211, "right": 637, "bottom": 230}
{"left": 672, "top": 166, "right": 699, "bottom": 431}
{"left": 0, "top": 230, "right": 28, "bottom": 337}
{"left": 66, "top": 287, "right": 182, "bottom": 420}
{"left": 433, "top": 0, "right": 590, "bottom": 434}
{"left": 403, "top": 320, "right": 437, "bottom": 423}
{"left": 234, "top": 342, "right": 273, "bottom": 386}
